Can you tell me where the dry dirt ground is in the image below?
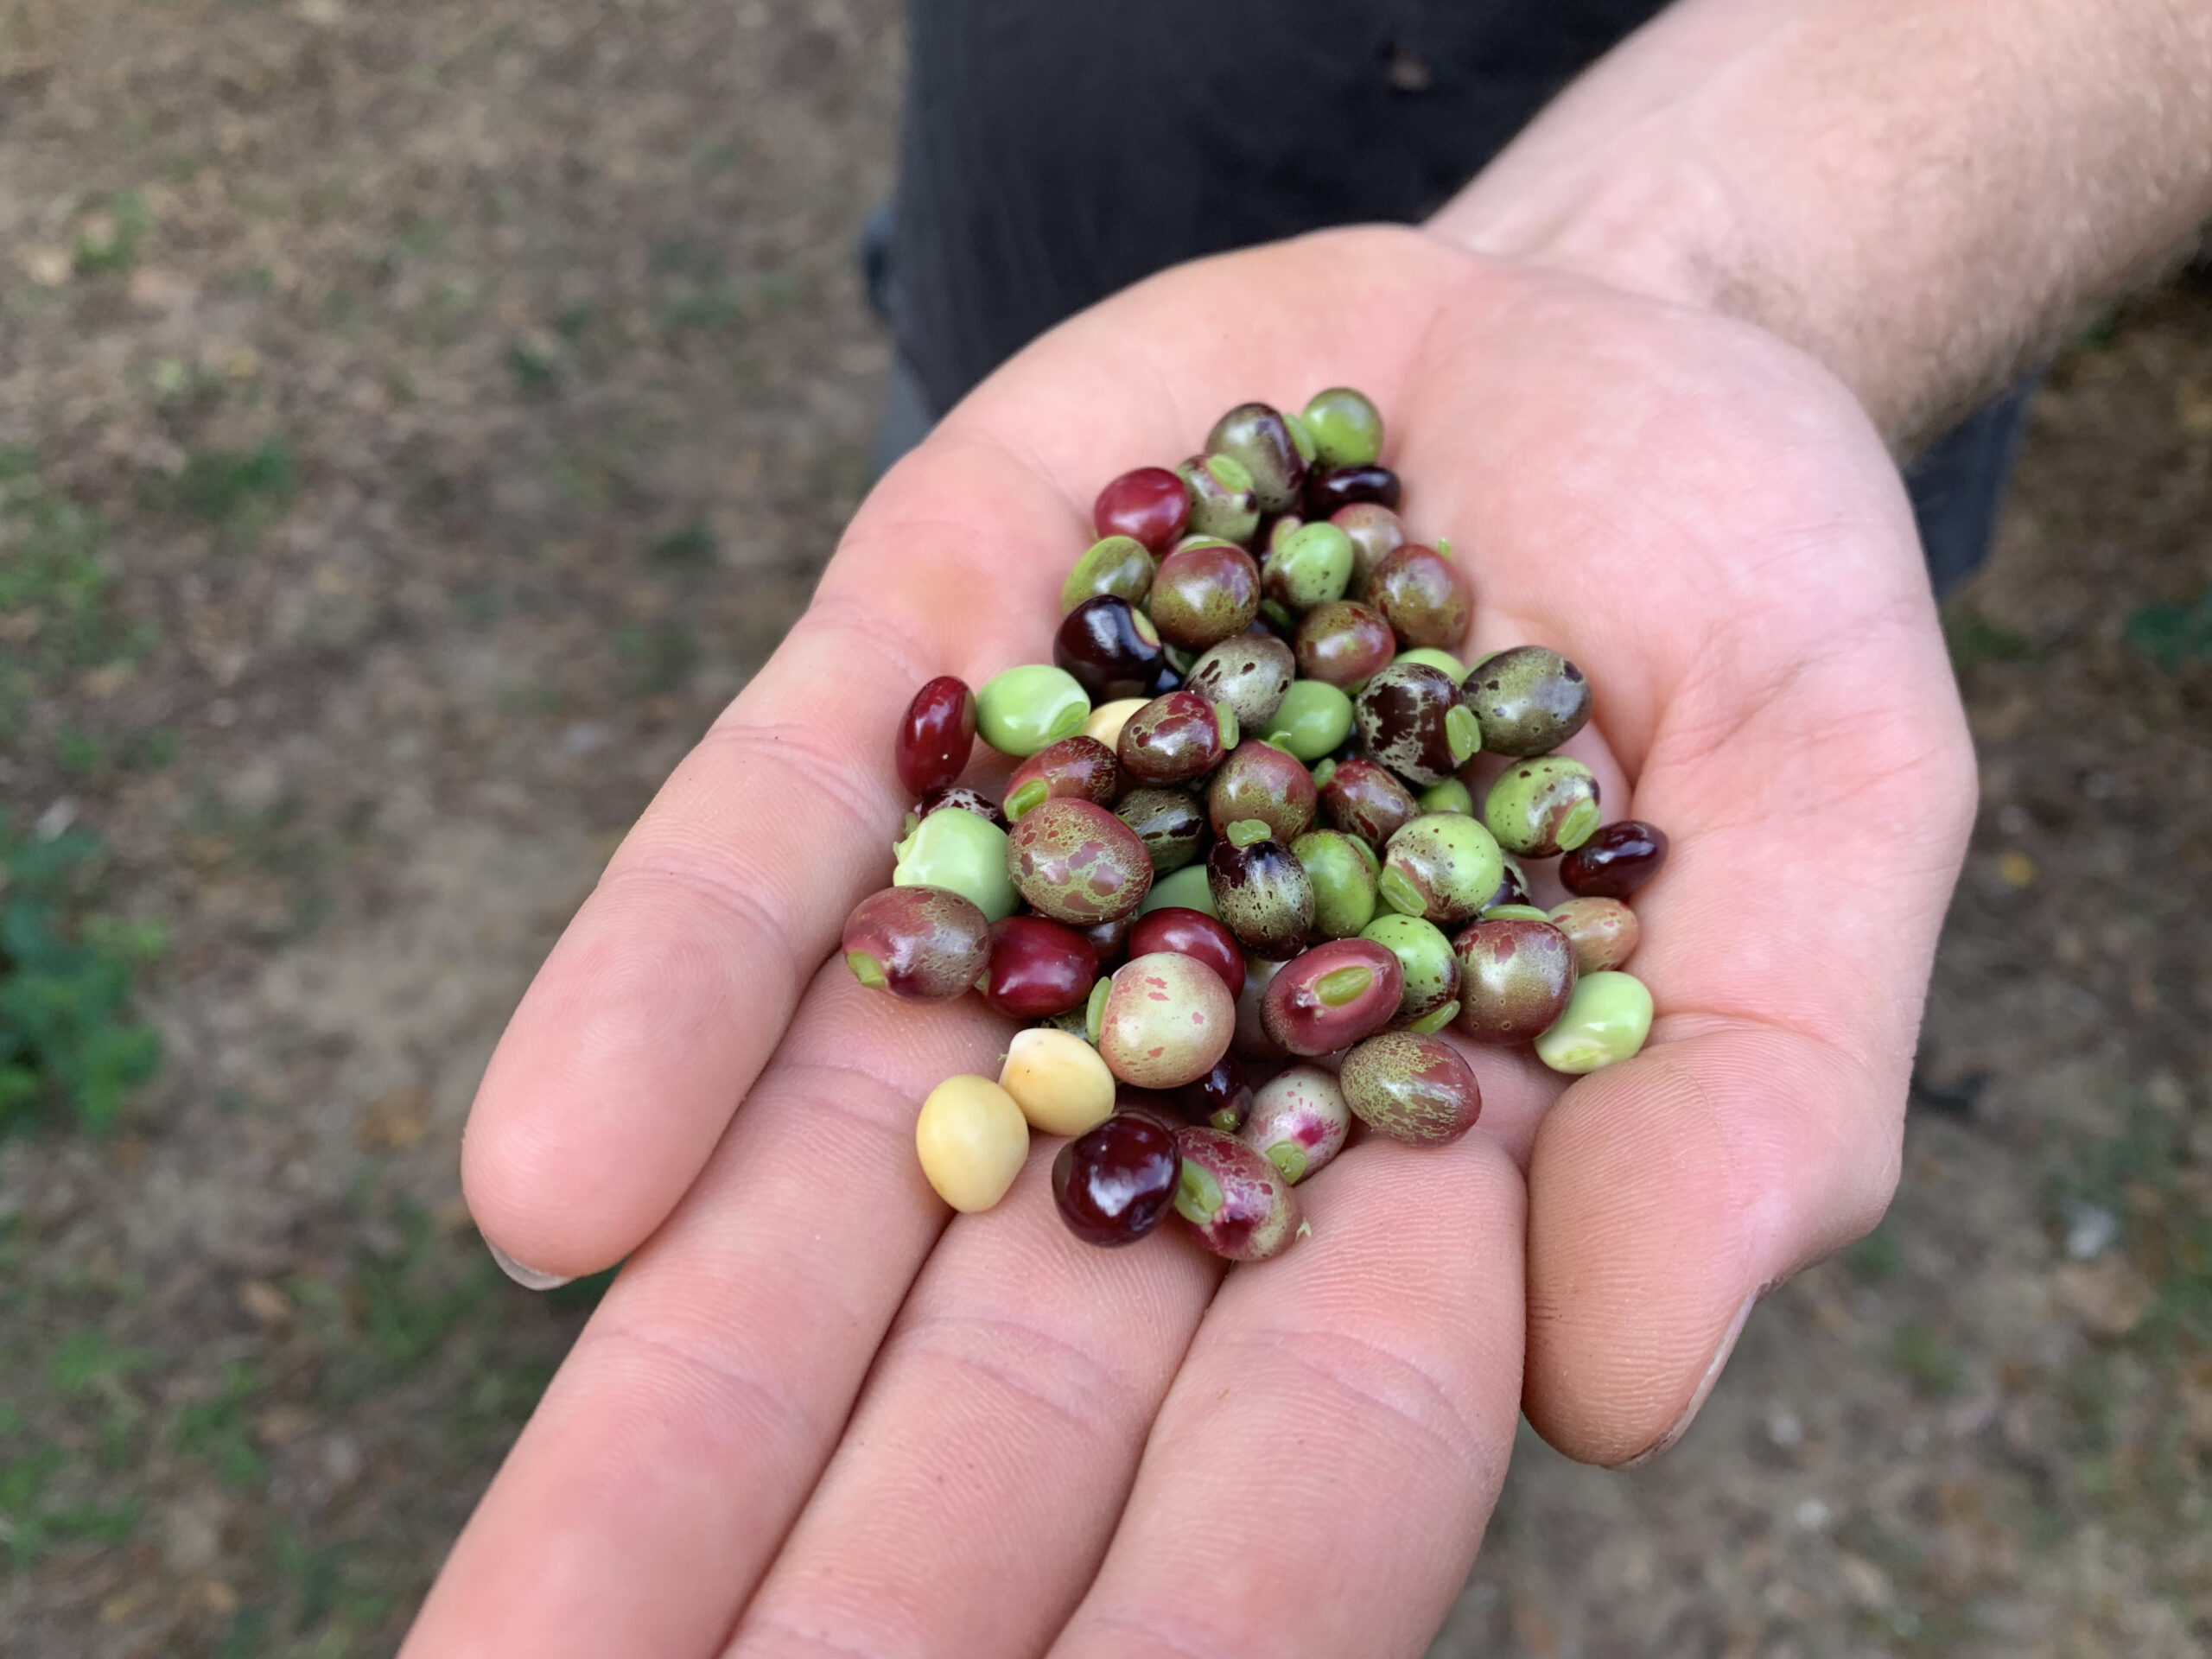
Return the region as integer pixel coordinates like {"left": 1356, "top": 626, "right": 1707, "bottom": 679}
{"left": 1, "top": 3, "right": 2208, "bottom": 1656}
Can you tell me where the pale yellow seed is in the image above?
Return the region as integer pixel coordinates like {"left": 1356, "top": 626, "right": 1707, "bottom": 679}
{"left": 1083, "top": 697, "right": 1148, "bottom": 751}
{"left": 915, "top": 1075, "right": 1029, "bottom": 1212}
{"left": 998, "top": 1027, "right": 1116, "bottom": 1137}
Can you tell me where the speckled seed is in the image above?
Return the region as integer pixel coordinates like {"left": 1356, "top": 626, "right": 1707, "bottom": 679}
{"left": 1096, "top": 951, "right": 1236, "bottom": 1089}
{"left": 1332, "top": 503, "right": 1405, "bottom": 597}
{"left": 1353, "top": 661, "right": 1480, "bottom": 786}
{"left": 1205, "top": 403, "right": 1308, "bottom": 517}
{"left": 1061, "top": 535, "right": 1155, "bottom": 614}
{"left": 1113, "top": 785, "right": 1209, "bottom": 874}
{"left": 1177, "top": 453, "right": 1262, "bottom": 545}
{"left": 1294, "top": 600, "right": 1396, "bottom": 689}
{"left": 893, "top": 806, "right": 1019, "bottom": 921}
{"left": 1184, "top": 631, "right": 1295, "bottom": 730}
{"left": 914, "top": 1076, "right": 1030, "bottom": 1212}
{"left": 1137, "top": 862, "right": 1218, "bottom": 917}
{"left": 1367, "top": 544, "right": 1471, "bottom": 649}
{"left": 1261, "top": 521, "right": 1355, "bottom": 613}
{"left": 1483, "top": 755, "right": 1602, "bottom": 858}
{"left": 1534, "top": 970, "right": 1653, "bottom": 1074}
{"left": 1173, "top": 1126, "right": 1301, "bottom": 1261}
{"left": 976, "top": 664, "right": 1091, "bottom": 758}
{"left": 1241, "top": 1064, "right": 1352, "bottom": 1183}
{"left": 1319, "top": 756, "right": 1421, "bottom": 848}
{"left": 1149, "top": 543, "right": 1263, "bottom": 652}
{"left": 1452, "top": 917, "right": 1580, "bottom": 1044}
{"left": 1005, "top": 798, "right": 1155, "bottom": 924}
{"left": 1206, "top": 837, "right": 1315, "bottom": 959}
{"left": 903, "top": 785, "right": 1006, "bottom": 842}
{"left": 842, "top": 886, "right": 992, "bottom": 1002}
{"left": 1003, "top": 734, "right": 1119, "bottom": 822}
{"left": 1548, "top": 896, "right": 1642, "bottom": 973}
{"left": 1117, "top": 688, "right": 1236, "bottom": 785}
{"left": 1208, "top": 741, "right": 1317, "bottom": 845}
{"left": 1292, "top": 829, "right": 1379, "bottom": 939}
{"left": 1083, "top": 697, "right": 1149, "bottom": 752}
{"left": 1259, "top": 938, "right": 1404, "bottom": 1057}
{"left": 998, "top": 1027, "right": 1117, "bottom": 1136}
{"left": 1340, "top": 1031, "right": 1483, "bottom": 1145}
{"left": 1258, "top": 678, "right": 1354, "bottom": 761}
{"left": 1417, "top": 777, "right": 1473, "bottom": 815}
{"left": 1300, "top": 386, "right": 1385, "bottom": 468}
{"left": 1231, "top": 954, "right": 1284, "bottom": 1058}
{"left": 1459, "top": 645, "right": 1592, "bottom": 756}
{"left": 1380, "top": 813, "right": 1506, "bottom": 926}
{"left": 1359, "top": 912, "right": 1461, "bottom": 1024}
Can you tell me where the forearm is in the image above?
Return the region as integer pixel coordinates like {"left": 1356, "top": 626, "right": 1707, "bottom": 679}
{"left": 1431, "top": 0, "right": 2212, "bottom": 446}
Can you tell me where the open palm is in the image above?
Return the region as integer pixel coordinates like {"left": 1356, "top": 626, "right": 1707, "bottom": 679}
{"left": 406, "top": 227, "right": 1975, "bottom": 1657}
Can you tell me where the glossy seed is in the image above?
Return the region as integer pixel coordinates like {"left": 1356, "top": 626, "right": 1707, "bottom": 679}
{"left": 1241, "top": 1064, "right": 1352, "bottom": 1183}
{"left": 1173, "top": 1126, "right": 1301, "bottom": 1260}
{"left": 1207, "top": 739, "right": 1318, "bottom": 845}
{"left": 1171, "top": 1054, "right": 1255, "bottom": 1134}
{"left": 1004, "top": 734, "right": 1120, "bottom": 822}
{"left": 1394, "top": 646, "right": 1468, "bottom": 683}
{"left": 1177, "top": 453, "right": 1262, "bottom": 545}
{"left": 1004, "top": 798, "right": 1155, "bottom": 924}
{"left": 1452, "top": 917, "right": 1580, "bottom": 1044}
{"left": 1367, "top": 544, "right": 1471, "bottom": 650}
{"left": 1300, "top": 387, "right": 1384, "bottom": 468}
{"left": 1548, "top": 896, "right": 1642, "bottom": 973}
{"left": 1534, "top": 970, "right": 1654, "bottom": 1074}
{"left": 1319, "top": 756, "right": 1420, "bottom": 847}
{"left": 1292, "top": 828, "right": 1379, "bottom": 939}
{"left": 1096, "top": 951, "right": 1236, "bottom": 1089}
{"left": 915, "top": 1076, "right": 1029, "bottom": 1212}
{"left": 1113, "top": 785, "right": 1210, "bottom": 874}
{"left": 1417, "top": 777, "right": 1473, "bottom": 815}
{"left": 1483, "top": 755, "right": 1602, "bottom": 858}
{"left": 1083, "top": 696, "right": 1149, "bottom": 751}
{"left": 1147, "top": 541, "right": 1263, "bottom": 652}
{"left": 1332, "top": 502, "right": 1404, "bottom": 596}
{"left": 1353, "top": 661, "right": 1476, "bottom": 785}
{"left": 893, "top": 806, "right": 1019, "bottom": 921}
{"left": 842, "top": 886, "right": 992, "bottom": 1002}
{"left": 1261, "top": 521, "right": 1355, "bottom": 613}
{"left": 1137, "top": 862, "right": 1219, "bottom": 917}
{"left": 1259, "top": 938, "right": 1403, "bottom": 1056}
{"left": 1117, "top": 688, "right": 1234, "bottom": 785}
{"left": 1053, "top": 595, "right": 1168, "bottom": 703}
{"left": 1093, "top": 466, "right": 1191, "bottom": 554}
{"left": 895, "top": 676, "right": 977, "bottom": 797}
{"left": 1206, "top": 836, "right": 1315, "bottom": 959}
{"left": 1294, "top": 600, "right": 1396, "bottom": 689}
{"left": 1258, "top": 677, "right": 1355, "bottom": 760}
{"left": 1358, "top": 912, "right": 1462, "bottom": 1024}
{"left": 1205, "top": 403, "right": 1308, "bottom": 517}
{"left": 980, "top": 915, "right": 1100, "bottom": 1018}
{"left": 1559, "top": 819, "right": 1670, "bottom": 899}
{"left": 976, "top": 664, "right": 1091, "bottom": 758}
{"left": 999, "top": 1027, "right": 1117, "bottom": 1136}
{"left": 1052, "top": 1111, "right": 1181, "bottom": 1245}
{"left": 1305, "top": 462, "right": 1401, "bottom": 518}
{"left": 1339, "top": 1031, "right": 1482, "bottom": 1145}
{"left": 1183, "top": 631, "right": 1295, "bottom": 731}
{"left": 1459, "top": 645, "right": 1592, "bottom": 756}
{"left": 1126, "top": 906, "right": 1245, "bottom": 1000}
{"left": 1379, "top": 813, "right": 1505, "bottom": 925}
{"left": 1061, "top": 535, "right": 1156, "bottom": 614}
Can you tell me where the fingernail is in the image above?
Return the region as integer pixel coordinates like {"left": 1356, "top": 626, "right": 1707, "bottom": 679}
{"left": 1611, "top": 1290, "right": 1758, "bottom": 1470}
{"left": 486, "top": 1238, "right": 574, "bottom": 1292}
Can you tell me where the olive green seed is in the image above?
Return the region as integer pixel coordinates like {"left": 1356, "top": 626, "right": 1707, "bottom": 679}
{"left": 976, "top": 664, "right": 1092, "bottom": 758}
{"left": 1061, "top": 536, "right": 1155, "bottom": 613}
{"left": 1260, "top": 678, "right": 1354, "bottom": 760}
{"left": 891, "top": 808, "right": 1019, "bottom": 921}
{"left": 1533, "top": 970, "right": 1653, "bottom": 1074}
{"left": 1137, "top": 862, "right": 1219, "bottom": 917}
{"left": 1417, "top": 778, "right": 1473, "bottom": 815}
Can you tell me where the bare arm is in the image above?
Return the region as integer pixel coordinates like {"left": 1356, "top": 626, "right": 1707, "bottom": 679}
{"left": 1433, "top": 0, "right": 2212, "bottom": 445}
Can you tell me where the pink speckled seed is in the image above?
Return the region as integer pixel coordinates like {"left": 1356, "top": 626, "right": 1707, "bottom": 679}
{"left": 1096, "top": 951, "right": 1236, "bottom": 1090}
{"left": 1004, "top": 798, "right": 1155, "bottom": 925}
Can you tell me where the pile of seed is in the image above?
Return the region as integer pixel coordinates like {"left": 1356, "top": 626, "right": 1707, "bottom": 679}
{"left": 842, "top": 391, "right": 1665, "bottom": 1260}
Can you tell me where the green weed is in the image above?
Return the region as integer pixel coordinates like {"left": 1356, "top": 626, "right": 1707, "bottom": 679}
{"left": 1942, "top": 611, "right": 2038, "bottom": 669}
{"left": 649, "top": 521, "right": 716, "bottom": 569}
{"left": 2125, "top": 588, "right": 2212, "bottom": 668}
{"left": 0, "top": 450, "right": 153, "bottom": 729}
{"left": 72, "top": 191, "right": 150, "bottom": 277}
{"left": 175, "top": 435, "right": 296, "bottom": 527}
{"left": 0, "top": 822, "right": 165, "bottom": 1135}
{"left": 1891, "top": 1325, "right": 1963, "bottom": 1395}
{"left": 615, "top": 619, "right": 697, "bottom": 695}
{"left": 170, "top": 1358, "right": 267, "bottom": 1487}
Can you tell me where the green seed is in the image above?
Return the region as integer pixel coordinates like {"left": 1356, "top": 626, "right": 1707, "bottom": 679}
{"left": 1137, "top": 862, "right": 1219, "bottom": 917}
{"left": 1534, "top": 970, "right": 1653, "bottom": 1074}
{"left": 1359, "top": 912, "right": 1459, "bottom": 1023}
{"left": 1259, "top": 678, "right": 1354, "bottom": 760}
{"left": 1394, "top": 647, "right": 1468, "bottom": 683}
{"left": 892, "top": 808, "right": 1019, "bottom": 921}
{"left": 1292, "top": 829, "right": 1379, "bottom": 939}
{"left": 1482, "top": 754, "right": 1602, "bottom": 857}
{"left": 1262, "top": 522, "right": 1354, "bottom": 613}
{"left": 1300, "top": 387, "right": 1384, "bottom": 468}
{"left": 1061, "top": 536, "right": 1154, "bottom": 613}
{"left": 1417, "top": 777, "right": 1473, "bottom": 815}
{"left": 976, "top": 664, "right": 1091, "bottom": 759}
{"left": 1379, "top": 813, "right": 1505, "bottom": 925}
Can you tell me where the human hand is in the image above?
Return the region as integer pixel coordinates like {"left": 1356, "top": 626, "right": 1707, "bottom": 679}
{"left": 405, "top": 226, "right": 1974, "bottom": 1656}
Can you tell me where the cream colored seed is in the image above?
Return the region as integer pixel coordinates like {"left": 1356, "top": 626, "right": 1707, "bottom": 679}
{"left": 1083, "top": 697, "right": 1148, "bottom": 751}
{"left": 914, "top": 1075, "right": 1029, "bottom": 1212}
{"left": 998, "top": 1027, "right": 1116, "bottom": 1137}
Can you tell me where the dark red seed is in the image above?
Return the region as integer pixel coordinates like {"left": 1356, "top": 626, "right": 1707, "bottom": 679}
{"left": 1367, "top": 544, "right": 1471, "bottom": 650}
{"left": 1305, "top": 463, "right": 1402, "bottom": 518}
{"left": 1053, "top": 595, "right": 1168, "bottom": 703}
{"left": 908, "top": 785, "right": 1006, "bottom": 835}
{"left": 1170, "top": 1054, "right": 1255, "bottom": 1134}
{"left": 1318, "top": 757, "right": 1419, "bottom": 848}
{"left": 1259, "top": 938, "right": 1404, "bottom": 1056}
{"left": 1126, "top": 906, "right": 1245, "bottom": 1000}
{"left": 980, "top": 916, "right": 1099, "bottom": 1019}
{"left": 1004, "top": 734, "right": 1120, "bottom": 822}
{"left": 1118, "top": 688, "right": 1232, "bottom": 785}
{"left": 895, "top": 676, "right": 976, "bottom": 797}
{"left": 1094, "top": 466, "right": 1192, "bottom": 555}
{"left": 1052, "top": 1112, "right": 1183, "bottom": 1247}
{"left": 1452, "top": 917, "right": 1579, "bottom": 1044}
{"left": 1079, "top": 914, "right": 1132, "bottom": 968}
{"left": 842, "top": 886, "right": 991, "bottom": 1002}
{"left": 1294, "top": 601, "right": 1396, "bottom": 689}
{"left": 1559, "top": 820, "right": 1670, "bottom": 899}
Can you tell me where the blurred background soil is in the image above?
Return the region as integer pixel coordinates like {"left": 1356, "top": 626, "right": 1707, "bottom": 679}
{"left": 0, "top": 2, "right": 2206, "bottom": 1655}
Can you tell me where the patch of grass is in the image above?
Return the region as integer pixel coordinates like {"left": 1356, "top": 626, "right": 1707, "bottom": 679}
{"left": 1942, "top": 610, "right": 2038, "bottom": 669}
{"left": 1891, "top": 1325, "right": 1963, "bottom": 1395}
{"left": 49, "top": 1328, "right": 146, "bottom": 1395}
{"left": 175, "top": 435, "right": 296, "bottom": 527}
{"left": 655, "top": 282, "right": 748, "bottom": 336}
{"left": 73, "top": 191, "right": 150, "bottom": 277}
{"left": 0, "top": 821, "right": 166, "bottom": 1136}
{"left": 1845, "top": 1229, "right": 1906, "bottom": 1284}
{"left": 615, "top": 618, "right": 697, "bottom": 695}
{"left": 649, "top": 520, "right": 716, "bottom": 569}
{"left": 170, "top": 1358, "right": 267, "bottom": 1487}
{"left": 0, "top": 449, "right": 154, "bottom": 729}
{"left": 352, "top": 1202, "right": 494, "bottom": 1378}
{"left": 2125, "top": 588, "right": 2212, "bottom": 668}
{"left": 505, "top": 341, "right": 556, "bottom": 394}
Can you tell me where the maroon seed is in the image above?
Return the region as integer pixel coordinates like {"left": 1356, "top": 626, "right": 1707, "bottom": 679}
{"left": 895, "top": 676, "right": 976, "bottom": 797}
{"left": 1052, "top": 1112, "right": 1182, "bottom": 1247}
